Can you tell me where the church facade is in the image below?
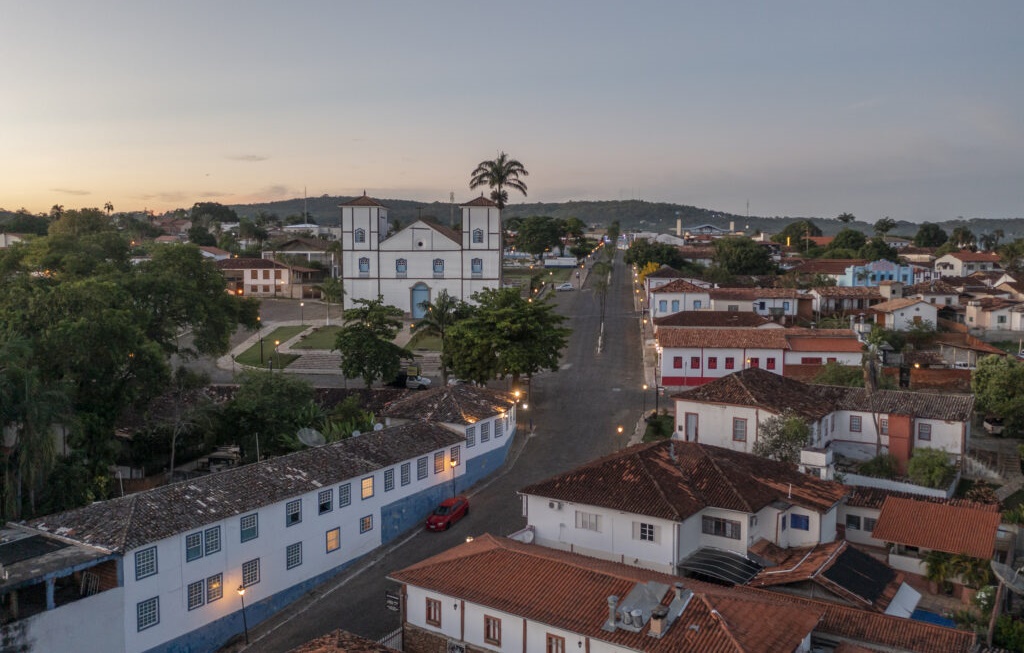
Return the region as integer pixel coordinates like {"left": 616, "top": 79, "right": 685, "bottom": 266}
{"left": 340, "top": 194, "right": 503, "bottom": 318}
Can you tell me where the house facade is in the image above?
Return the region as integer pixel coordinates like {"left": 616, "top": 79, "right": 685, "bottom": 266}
{"left": 934, "top": 251, "right": 1002, "bottom": 278}
{"left": 870, "top": 298, "right": 939, "bottom": 331}
{"left": 341, "top": 194, "right": 502, "bottom": 318}
{"left": 649, "top": 279, "right": 710, "bottom": 319}
{"left": 215, "top": 258, "right": 292, "bottom": 297}
{"left": 837, "top": 259, "right": 917, "bottom": 287}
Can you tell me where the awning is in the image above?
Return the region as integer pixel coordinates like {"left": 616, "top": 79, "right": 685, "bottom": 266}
{"left": 679, "top": 548, "right": 763, "bottom": 585}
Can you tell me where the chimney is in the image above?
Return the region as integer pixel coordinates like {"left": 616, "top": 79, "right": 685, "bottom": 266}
{"left": 605, "top": 596, "right": 619, "bottom": 631}
{"left": 649, "top": 606, "right": 669, "bottom": 637}
{"left": 675, "top": 583, "right": 685, "bottom": 599}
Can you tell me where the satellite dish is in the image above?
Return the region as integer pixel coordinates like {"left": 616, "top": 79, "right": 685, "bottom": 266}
{"left": 373, "top": 423, "right": 384, "bottom": 431}
{"left": 296, "top": 428, "right": 325, "bottom": 447}
{"left": 351, "top": 430, "right": 361, "bottom": 437}
{"left": 992, "top": 561, "right": 1024, "bottom": 595}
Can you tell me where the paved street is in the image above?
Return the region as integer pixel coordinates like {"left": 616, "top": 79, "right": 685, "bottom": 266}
{"left": 233, "top": 252, "right": 645, "bottom": 651}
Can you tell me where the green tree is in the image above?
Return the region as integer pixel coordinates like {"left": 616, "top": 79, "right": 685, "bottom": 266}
{"left": 859, "top": 237, "right": 899, "bottom": 263}
{"left": 414, "top": 290, "right": 470, "bottom": 382}
{"left": 813, "top": 361, "right": 865, "bottom": 387}
{"left": 771, "top": 220, "right": 822, "bottom": 248}
{"left": 469, "top": 152, "right": 528, "bottom": 209}
{"left": 187, "top": 224, "right": 217, "bottom": 246}
{"left": 827, "top": 228, "right": 868, "bottom": 254}
{"left": 972, "top": 355, "right": 1024, "bottom": 435}
{"left": 624, "top": 240, "right": 691, "bottom": 270}
{"left": 444, "top": 288, "right": 570, "bottom": 385}
{"left": 712, "top": 237, "right": 776, "bottom": 275}
{"left": 190, "top": 202, "right": 239, "bottom": 226}
{"left": 949, "top": 226, "right": 976, "bottom": 249}
{"left": 514, "top": 216, "right": 563, "bottom": 258}
{"left": 317, "top": 277, "right": 345, "bottom": 326}
{"left": 907, "top": 448, "right": 955, "bottom": 489}
{"left": 224, "top": 371, "right": 317, "bottom": 458}
{"left": 334, "top": 297, "right": 409, "bottom": 387}
{"left": 47, "top": 208, "right": 114, "bottom": 238}
{"left": 913, "top": 223, "right": 948, "bottom": 247}
{"left": 836, "top": 212, "right": 856, "bottom": 224}
{"left": 751, "top": 413, "right": 810, "bottom": 463}
{"left": 873, "top": 217, "right": 897, "bottom": 237}
{"left": 592, "top": 260, "right": 612, "bottom": 324}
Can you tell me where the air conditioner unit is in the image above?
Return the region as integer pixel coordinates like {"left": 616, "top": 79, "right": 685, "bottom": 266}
{"left": 548, "top": 500, "right": 563, "bottom": 510}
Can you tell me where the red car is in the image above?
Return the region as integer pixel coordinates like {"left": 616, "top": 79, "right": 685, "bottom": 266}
{"left": 425, "top": 496, "right": 469, "bottom": 531}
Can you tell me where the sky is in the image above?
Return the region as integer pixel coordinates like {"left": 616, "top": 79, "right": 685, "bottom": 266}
{"left": 1, "top": 1, "right": 1022, "bottom": 222}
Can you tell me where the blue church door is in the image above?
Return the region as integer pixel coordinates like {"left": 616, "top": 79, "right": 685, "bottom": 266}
{"left": 411, "top": 284, "right": 430, "bottom": 318}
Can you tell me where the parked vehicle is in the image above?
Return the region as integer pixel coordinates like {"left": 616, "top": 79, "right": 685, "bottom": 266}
{"left": 984, "top": 416, "right": 1005, "bottom": 436}
{"left": 425, "top": 495, "right": 469, "bottom": 531}
{"left": 556, "top": 282, "right": 574, "bottom": 291}
{"left": 406, "top": 375, "right": 432, "bottom": 390}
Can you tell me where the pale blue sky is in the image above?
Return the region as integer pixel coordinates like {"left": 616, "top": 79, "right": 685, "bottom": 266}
{"left": 1, "top": 1, "right": 1021, "bottom": 222}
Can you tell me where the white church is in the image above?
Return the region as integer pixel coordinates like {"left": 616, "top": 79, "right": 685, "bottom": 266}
{"left": 339, "top": 193, "right": 503, "bottom": 318}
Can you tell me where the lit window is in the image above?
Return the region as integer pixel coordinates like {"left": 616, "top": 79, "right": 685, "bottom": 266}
{"left": 137, "top": 597, "right": 159, "bottom": 631}
{"left": 732, "top": 418, "right": 747, "bottom": 442}
{"left": 360, "top": 515, "right": 373, "bottom": 533}
{"left": 326, "top": 528, "right": 340, "bottom": 553}
{"left": 135, "top": 547, "right": 157, "bottom": 580}
{"left": 286, "top": 499, "right": 302, "bottom": 526}
{"left": 361, "top": 476, "right": 374, "bottom": 499}
{"left": 187, "top": 580, "right": 205, "bottom": 610}
{"left": 319, "top": 489, "right": 333, "bottom": 514}
{"left": 450, "top": 445, "right": 461, "bottom": 466}
{"left": 240, "top": 514, "right": 258, "bottom": 542}
{"left": 338, "top": 483, "right": 351, "bottom": 507}
{"left": 242, "top": 558, "right": 260, "bottom": 587}
{"left": 206, "top": 574, "right": 223, "bottom": 602}
{"left": 849, "top": 416, "right": 862, "bottom": 432}
{"left": 434, "top": 451, "right": 444, "bottom": 474}
{"left": 281, "top": 542, "right": 301, "bottom": 570}
{"left": 484, "top": 616, "right": 502, "bottom": 646}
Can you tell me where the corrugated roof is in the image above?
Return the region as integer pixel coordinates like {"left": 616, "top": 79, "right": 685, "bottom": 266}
{"left": 29, "top": 421, "right": 464, "bottom": 553}
{"left": 390, "top": 535, "right": 973, "bottom": 653}
{"left": 519, "top": 440, "right": 847, "bottom": 520}
{"left": 872, "top": 497, "right": 1001, "bottom": 558}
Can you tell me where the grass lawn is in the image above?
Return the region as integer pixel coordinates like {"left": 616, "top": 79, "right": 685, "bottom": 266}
{"left": 408, "top": 331, "right": 442, "bottom": 351}
{"left": 292, "top": 325, "right": 342, "bottom": 350}
{"left": 234, "top": 325, "right": 307, "bottom": 367}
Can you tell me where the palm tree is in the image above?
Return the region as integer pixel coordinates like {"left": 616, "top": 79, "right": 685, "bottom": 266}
{"left": 104, "top": 201, "right": 114, "bottom": 216}
{"left": 317, "top": 277, "right": 345, "bottom": 326}
{"left": 836, "top": 212, "right": 856, "bottom": 224}
{"left": 469, "top": 152, "right": 528, "bottom": 209}
{"left": 415, "top": 290, "right": 469, "bottom": 383}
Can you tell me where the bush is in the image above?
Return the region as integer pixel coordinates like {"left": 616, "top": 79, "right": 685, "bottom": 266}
{"left": 858, "top": 453, "right": 898, "bottom": 479}
{"left": 907, "top": 448, "right": 956, "bottom": 489}
{"left": 644, "top": 412, "right": 676, "bottom": 442}
{"left": 995, "top": 615, "right": 1024, "bottom": 652}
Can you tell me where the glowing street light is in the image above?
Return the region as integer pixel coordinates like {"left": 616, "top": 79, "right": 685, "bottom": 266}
{"left": 236, "top": 586, "right": 250, "bottom": 645}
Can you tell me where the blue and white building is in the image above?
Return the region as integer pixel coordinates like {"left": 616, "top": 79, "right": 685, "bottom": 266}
{"left": 3, "top": 385, "right": 516, "bottom": 653}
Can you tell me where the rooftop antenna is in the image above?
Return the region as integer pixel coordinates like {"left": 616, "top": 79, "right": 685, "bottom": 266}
{"left": 304, "top": 186, "right": 308, "bottom": 223}
{"left": 450, "top": 191, "right": 455, "bottom": 228}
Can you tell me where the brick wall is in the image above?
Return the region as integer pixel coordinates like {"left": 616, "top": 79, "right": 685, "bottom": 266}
{"left": 403, "top": 624, "right": 490, "bottom": 653}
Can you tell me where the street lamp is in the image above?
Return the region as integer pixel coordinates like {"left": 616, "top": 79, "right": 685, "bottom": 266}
{"left": 237, "top": 586, "right": 250, "bottom": 645}
{"left": 274, "top": 339, "right": 281, "bottom": 372}
{"left": 300, "top": 301, "right": 304, "bottom": 325}
{"left": 449, "top": 459, "right": 459, "bottom": 498}
{"left": 642, "top": 383, "right": 648, "bottom": 415}
{"left": 257, "top": 316, "right": 264, "bottom": 364}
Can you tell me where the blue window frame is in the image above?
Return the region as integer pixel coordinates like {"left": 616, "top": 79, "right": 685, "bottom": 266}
{"left": 358, "top": 257, "right": 370, "bottom": 273}
{"left": 658, "top": 300, "right": 667, "bottom": 312}
{"left": 471, "top": 258, "right": 483, "bottom": 274}
{"left": 791, "top": 514, "right": 810, "bottom": 531}
{"left": 354, "top": 228, "right": 366, "bottom": 243}
{"left": 433, "top": 258, "right": 444, "bottom": 274}
{"left": 396, "top": 258, "right": 407, "bottom": 274}
{"left": 473, "top": 228, "right": 484, "bottom": 243}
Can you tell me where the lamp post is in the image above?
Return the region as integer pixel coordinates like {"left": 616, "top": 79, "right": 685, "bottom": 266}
{"left": 257, "top": 316, "right": 263, "bottom": 364}
{"left": 449, "top": 459, "right": 458, "bottom": 498}
{"left": 274, "top": 340, "right": 281, "bottom": 372}
{"left": 642, "top": 383, "right": 648, "bottom": 415}
{"left": 617, "top": 425, "right": 625, "bottom": 449}
{"left": 300, "top": 301, "right": 304, "bottom": 325}
{"left": 236, "top": 585, "right": 250, "bottom": 645}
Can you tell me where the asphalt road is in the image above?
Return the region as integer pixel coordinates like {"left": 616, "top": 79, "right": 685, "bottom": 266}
{"left": 231, "top": 252, "right": 644, "bottom": 651}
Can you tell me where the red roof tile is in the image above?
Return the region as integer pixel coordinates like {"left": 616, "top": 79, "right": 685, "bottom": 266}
{"left": 872, "top": 496, "right": 1001, "bottom": 558}
{"left": 215, "top": 257, "right": 288, "bottom": 270}
{"left": 287, "top": 630, "right": 398, "bottom": 652}
{"left": 654, "top": 312, "right": 773, "bottom": 329}
{"left": 787, "top": 335, "right": 865, "bottom": 352}
{"left": 461, "top": 195, "right": 498, "bottom": 207}
{"left": 674, "top": 368, "right": 838, "bottom": 422}
{"left": 341, "top": 193, "right": 386, "bottom": 207}
{"left": 650, "top": 278, "right": 709, "bottom": 294}
{"left": 845, "top": 486, "right": 999, "bottom": 510}
{"left": 791, "top": 259, "right": 868, "bottom": 275}
{"left": 646, "top": 265, "right": 685, "bottom": 278}
{"left": 656, "top": 328, "right": 859, "bottom": 352}
{"left": 947, "top": 250, "right": 1001, "bottom": 263}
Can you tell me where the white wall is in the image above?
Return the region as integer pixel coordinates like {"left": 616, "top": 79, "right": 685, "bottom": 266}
{"left": 660, "top": 346, "right": 783, "bottom": 385}
{"left": 20, "top": 586, "right": 126, "bottom": 653}
{"left": 673, "top": 402, "right": 765, "bottom": 454}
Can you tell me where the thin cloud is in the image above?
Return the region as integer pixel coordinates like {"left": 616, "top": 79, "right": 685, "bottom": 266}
{"left": 51, "top": 188, "right": 90, "bottom": 196}
{"left": 226, "top": 154, "right": 268, "bottom": 162}
{"left": 134, "top": 191, "right": 189, "bottom": 203}
{"left": 199, "top": 191, "right": 227, "bottom": 198}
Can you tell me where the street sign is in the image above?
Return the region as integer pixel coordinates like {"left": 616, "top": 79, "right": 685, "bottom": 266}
{"left": 385, "top": 590, "right": 401, "bottom": 612}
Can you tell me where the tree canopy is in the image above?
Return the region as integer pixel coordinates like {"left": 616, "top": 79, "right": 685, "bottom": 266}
{"left": 469, "top": 152, "right": 528, "bottom": 209}
{"left": 913, "top": 223, "right": 948, "bottom": 247}
{"left": 513, "top": 216, "right": 563, "bottom": 257}
{"left": 751, "top": 413, "right": 810, "bottom": 463}
{"left": 333, "top": 297, "right": 410, "bottom": 387}
{"left": 771, "top": 220, "right": 822, "bottom": 247}
{"left": 972, "top": 355, "right": 1024, "bottom": 435}
{"left": 711, "top": 237, "right": 776, "bottom": 275}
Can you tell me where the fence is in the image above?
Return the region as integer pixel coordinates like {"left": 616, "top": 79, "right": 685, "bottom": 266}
{"left": 378, "top": 626, "right": 402, "bottom": 650}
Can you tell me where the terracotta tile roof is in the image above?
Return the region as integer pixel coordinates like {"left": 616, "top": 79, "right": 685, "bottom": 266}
{"left": 391, "top": 534, "right": 822, "bottom": 653}
{"left": 971, "top": 297, "right": 1022, "bottom": 312}
{"left": 461, "top": 195, "right": 498, "bottom": 207}
{"left": 844, "top": 486, "right": 999, "bottom": 510}
{"left": 872, "top": 496, "right": 1001, "bottom": 558}
{"left": 646, "top": 265, "right": 685, "bottom": 278}
{"left": 791, "top": 259, "right": 868, "bottom": 275}
{"left": 656, "top": 328, "right": 860, "bottom": 352}
{"left": 674, "top": 368, "right": 974, "bottom": 422}
{"left": 812, "top": 286, "right": 883, "bottom": 299}
{"left": 28, "top": 421, "right": 464, "bottom": 553}
{"left": 287, "top": 630, "right": 398, "bottom": 652}
{"left": 933, "top": 333, "right": 1008, "bottom": 356}
{"left": 674, "top": 368, "right": 838, "bottom": 422}
{"left": 869, "top": 298, "right": 932, "bottom": 313}
{"left": 341, "top": 193, "right": 386, "bottom": 207}
{"left": 654, "top": 312, "right": 773, "bottom": 329}
{"left": 753, "top": 288, "right": 805, "bottom": 299}
{"left": 650, "top": 278, "right": 708, "bottom": 294}
{"left": 905, "top": 280, "right": 958, "bottom": 295}
{"left": 379, "top": 384, "right": 515, "bottom": 424}
{"left": 899, "top": 246, "right": 938, "bottom": 256}
{"left": 519, "top": 440, "right": 847, "bottom": 520}
{"left": 787, "top": 335, "right": 865, "bottom": 353}
{"left": 215, "top": 257, "right": 287, "bottom": 270}
{"left": 946, "top": 250, "right": 1001, "bottom": 263}
{"left": 677, "top": 246, "right": 716, "bottom": 258}
{"left": 198, "top": 246, "right": 232, "bottom": 257}
{"left": 749, "top": 540, "right": 903, "bottom": 612}
{"left": 708, "top": 288, "right": 759, "bottom": 300}
{"left": 276, "top": 237, "right": 332, "bottom": 251}
{"left": 391, "top": 535, "right": 973, "bottom": 653}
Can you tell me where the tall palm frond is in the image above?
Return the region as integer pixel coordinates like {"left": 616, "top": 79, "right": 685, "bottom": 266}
{"left": 469, "top": 152, "right": 529, "bottom": 210}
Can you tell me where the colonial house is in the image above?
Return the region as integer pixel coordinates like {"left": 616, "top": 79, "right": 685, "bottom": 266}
{"left": 933, "top": 250, "right": 1002, "bottom": 278}
{"left": 904, "top": 280, "right": 960, "bottom": 307}
{"left": 996, "top": 280, "right": 1024, "bottom": 301}
{"left": 836, "top": 259, "right": 917, "bottom": 287}
{"left": 340, "top": 194, "right": 503, "bottom": 318}
{"left": 215, "top": 257, "right": 292, "bottom": 297}
{"left": 672, "top": 368, "right": 975, "bottom": 471}
{"left": 649, "top": 279, "right": 710, "bottom": 319}
{"left": 809, "top": 286, "right": 882, "bottom": 317}
{"left": 869, "top": 298, "right": 939, "bottom": 331}
{"left": 653, "top": 310, "right": 777, "bottom": 335}
{"left": 265, "top": 237, "right": 340, "bottom": 279}
{"left": 898, "top": 246, "right": 938, "bottom": 266}
{"left": 197, "top": 246, "right": 232, "bottom": 261}
{"left": 656, "top": 328, "right": 862, "bottom": 387}
{"left": 388, "top": 534, "right": 973, "bottom": 653}
{"left": 932, "top": 333, "right": 1008, "bottom": 367}
{"left": 4, "top": 386, "right": 516, "bottom": 653}
{"left": 965, "top": 297, "right": 1022, "bottom": 332}
{"left": 788, "top": 259, "right": 868, "bottom": 286}
{"left": 642, "top": 265, "right": 686, "bottom": 294}
{"left": 708, "top": 288, "right": 807, "bottom": 320}
{"left": 0, "top": 233, "right": 26, "bottom": 248}
{"left": 517, "top": 440, "right": 848, "bottom": 577}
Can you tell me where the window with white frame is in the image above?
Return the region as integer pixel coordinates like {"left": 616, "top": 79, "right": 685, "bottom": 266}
{"left": 494, "top": 419, "right": 503, "bottom": 438}
{"left": 434, "top": 451, "right": 444, "bottom": 474}
{"left": 286, "top": 499, "right": 302, "bottom": 526}
{"left": 361, "top": 476, "right": 374, "bottom": 499}
{"left": 575, "top": 511, "right": 600, "bottom": 532}
{"left": 634, "top": 522, "right": 657, "bottom": 542}
{"left": 286, "top": 542, "right": 302, "bottom": 569}
{"left": 790, "top": 514, "right": 810, "bottom": 530}
{"left": 481, "top": 421, "right": 491, "bottom": 442}
{"left": 186, "top": 532, "right": 203, "bottom": 562}
{"left": 187, "top": 580, "right": 205, "bottom": 610}
{"left": 417, "top": 456, "right": 428, "bottom": 480}
{"left": 471, "top": 257, "right": 483, "bottom": 274}
{"left": 472, "top": 228, "right": 484, "bottom": 244}
{"left": 732, "top": 418, "right": 747, "bottom": 442}
{"left": 319, "top": 489, "right": 333, "bottom": 514}
{"left": 400, "top": 462, "right": 411, "bottom": 486}
{"left": 466, "top": 425, "right": 476, "bottom": 447}
{"left": 242, "top": 558, "right": 260, "bottom": 587}
{"left": 135, "top": 547, "right": 157, "bottom": 580}
{"left": 206, "top": 573, "right": 223, "bottom": 602}
{"left": 240, "top": 513, "right": 258, "bottom": 542}
{"left": 918, "top": 423, "right": 932, "bottom": 441}
{"left": 360, "top": 515, "right": 373, "bottom": 533}
{"left": 137, "top": 597, "right": 159, "bottom": 631}
{"left": 384, "top": 468, "right": 395, "bottom": 492}
{"left": 702, "top": 515, "right": 741, "bottom": 540}
{"left": 846, "top": 514, "right": 861, "bottom": 530}
{"left": 326, "top": 527, "right": 341, "bottom": 553}
{"left": 354, "top": 228, "right": 365, "bottom": 243}
{"left": 204, "top": 526, "right": 221, "bottom": 555}
{"left": 880, "top": 418, "right": 889, "bottom": 435}
{"left": 339, "top": 483, "right": 351, "bottom": 507}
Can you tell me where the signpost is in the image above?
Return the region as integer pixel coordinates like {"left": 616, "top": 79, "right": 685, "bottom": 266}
{"left": 385, "top": 590, "right": 401, "bottom": 612}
